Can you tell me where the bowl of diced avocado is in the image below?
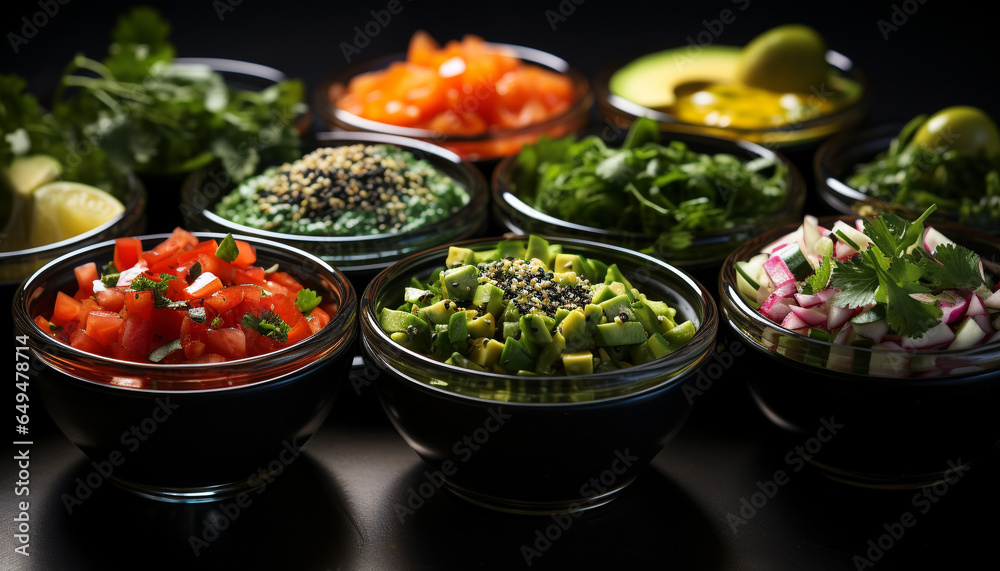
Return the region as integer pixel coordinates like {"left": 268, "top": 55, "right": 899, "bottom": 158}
{"left": 719, "top": 209, "right": 1000, "bottom": 489}
{"left": 360, "top": 234, "right": 718, "bottom": 514}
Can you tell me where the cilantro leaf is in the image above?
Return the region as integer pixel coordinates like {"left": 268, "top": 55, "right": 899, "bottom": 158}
{"left": 295, "top": 288, "right": 322, "bottom": 314}
{"left": 216, "top": 233, "right": 239, "bottom": 262}
{"left": 871, "top": 257, "right": 941, "bottom": 338}
{"left": 830, "top": 256, "right": 879, "bottom": 308}
{"left": 129, "top": 273, "right": 176, "bottom": 294}
{"left": 242, "top": 309, "right": 290, "bottom": 342}
{"left": 804, "top": 255, "right": 832, "bottom": 294}
{"left": 919, "top": 243, "right": 987, "bottom": 293}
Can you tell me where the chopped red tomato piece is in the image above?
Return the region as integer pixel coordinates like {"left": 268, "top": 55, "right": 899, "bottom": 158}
{"left": 114, "top": 238, "right": 143, "bottom": 272}
{"left": 74, "top": 262, "right": 98, "bottom": 296}
{"left": 205, "top": 327, "right": 247, "bottom": 360}
{"left": 86, "top": 311, "right": 125, "bottom": 345}
{"left": 124, "top": 290, "right": 155, "bottom": 321}
{"left": 231, "top": 240, "right": 256, "bottom": 268}
{"left": 53, "top": 291, "right": 83, "bottom": 324}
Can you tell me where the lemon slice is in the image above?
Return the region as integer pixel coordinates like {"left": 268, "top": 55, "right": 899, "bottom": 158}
{"left": 28, "top": 182, "right": 125, "bottom": 248}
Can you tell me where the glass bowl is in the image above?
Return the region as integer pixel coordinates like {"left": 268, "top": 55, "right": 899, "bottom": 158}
{"left": 719, "top": 215, "right": 1000, "bottom": 488}
{"left": 360, "top": 234, "right": 718, "bottom": 514}
{"left": 594, "top": 49, "right": 871, "bottom": 152}
{"left": 313, "top": 43, "right": 594, "bottom": 168}
{"left": 491, "top": 130, "right": 806, "bottom": 286}
{"left": 179, "top": 131, "right": 489, "bottom": 293}
{"left": 815, "top": 121, "right": 1000, "bottom": 234}
{"left": 12, "top": 232, "right": 357, "bottom": 502}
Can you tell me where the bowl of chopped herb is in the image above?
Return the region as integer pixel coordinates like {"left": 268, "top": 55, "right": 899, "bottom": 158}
{"left": 491, "top": 117, "right": 805, "bottom": 287}
{"left": 360, "top": 233, "right": 718, "bottom": 513}
{"left": 719, "top": 210, "right": 1000, "bottom": 488}
{"left": 180, "top": 131, "right": 489, "bottom": 291}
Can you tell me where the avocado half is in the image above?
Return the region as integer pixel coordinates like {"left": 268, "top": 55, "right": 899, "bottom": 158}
{"left": 608, "top": 46, "right": 740, "bottom": 110}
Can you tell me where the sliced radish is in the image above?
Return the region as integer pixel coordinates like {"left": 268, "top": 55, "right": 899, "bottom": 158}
{"left": 853, "top": 320, "right": 889, "bottom": 343}
{"left": 789, "top": 305, "right": 828, "bottom": 327}
{"left": 966, "top": 293, "right": 988, "bottom": 317}
{"left": 922, "top": 226, "right": 955, "bottom": 255}
{"left": 939, "top": 292, "right": 970, "bottom": 324}
{"left": 948, "top": 318, "right": 986, "bottom": 350}
{"left": 986, "top": 290, "right": 1000, "bottom": 310}
{"left": 795, "top": 293, "right": 823, "bottom": 308}
{"left": 763, "top": 255, "right": 796, "bottom": 288}
{"left": 972, "top": 314, "right": 994, "bottom": 335}
{"left": 781, "top": 312, "right": 809, "bottom": 331}
{"left": 827, "top": 305, "right": 856, "bottom": 330}
{"left": 815, "top": 288, "right": 838, "bottom": 303}
{"left": 901, "top": 321, "right": 956, "bottom": 350}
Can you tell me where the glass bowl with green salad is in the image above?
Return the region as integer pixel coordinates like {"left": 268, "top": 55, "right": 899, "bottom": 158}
{"left": 491, "top": 117, "right": 805, "bottom": 284}
{"left": 361, "top": 233, "right": 718, "bottom": 513}
{"left": 816, "top": 106, "right": 1000, "bottom": 234}
{"left": 180, "top": 131, "right": 489, "bottom": 291}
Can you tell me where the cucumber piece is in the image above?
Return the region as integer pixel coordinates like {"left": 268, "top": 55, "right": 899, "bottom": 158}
{"left": 520, "top": 314, "right": 554, "bottom": 344}
{"left": 448, "top": 311, "right": 470, "bottom": 346}
{"left": 526, "top": 235, "right": 552, "bottom": 268}
{"left": 499, "top": 337, "right": 534, "bottom": 373}
{"left": 777, "top": 243, "right": 813, "bottom": 281}
{"left": 594, "top": 321, "right": 647, "bottom": 346}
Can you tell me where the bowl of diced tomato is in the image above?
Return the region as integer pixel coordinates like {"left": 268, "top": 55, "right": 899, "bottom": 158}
{"left": 12, "top": 229, "right": 357, "bottom": 501}
{"left": 315, "top": 31, "right": 593, "bottom": 165}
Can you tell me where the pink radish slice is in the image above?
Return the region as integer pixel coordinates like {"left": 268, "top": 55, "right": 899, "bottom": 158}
{"left": 795, "top": 293, "right": 823, "bottom": 308}
{"left": 789, "top": 305, "right": 828, "bottom": 327}
{"left": 827, "top": 305, "right": 856, "bottom": 330}
{"left": 781, "top": 312, "right": 809, "bottom": 330}
{"left": 763, "top": 255, "right": 796, "bottom": 288}
{"left": 901, "top": 322, "right": 956, "bottom": 350}
{"left": 965, "top": 293, "right": 988, "bottom": 317}
{"left": 922, "top": 226, "right": 955, "bottom": 255}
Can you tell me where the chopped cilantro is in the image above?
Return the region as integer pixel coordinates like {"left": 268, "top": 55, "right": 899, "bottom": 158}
{"left": 804, "top": 255, "right": 832, "bottom": 294}
{"left": 210, "top": 316, "right": 223, "bottom": 328}
{"left": 295, "top": 288, "right": 322, "bottom": 314}
{"left": 101, "top": 272, "right": 121, "bottom": 288}
{"left": 216, "top": 233, "right": 239, "bottom": 262}
{"left": 242, "top": 309, "right": 290, "bottom": 342}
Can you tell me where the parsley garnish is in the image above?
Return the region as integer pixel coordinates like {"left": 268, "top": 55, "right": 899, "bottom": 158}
{"left": 295, "top": 288, "right": 322, "bottom": 314}
{"left": 130, "top": 273, "right": 177, "bottom": 294}
{"left": 804, "top": 255, "right": 832, "bottom": 295}
{"left": 216, "top": 233, "right": 239, "bottom": 262}
{"left": 242, "top": 309, "right": 290, "bottom": 342}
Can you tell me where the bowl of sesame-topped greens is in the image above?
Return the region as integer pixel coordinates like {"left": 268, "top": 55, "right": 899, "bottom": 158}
{"left": 361, "top": 233, "right": 717, "bottom": 513}
{"left": 719, "top": 207, "right": 1000, "bottom": 488}
{"left": 181, "top": 131, "right": 488, "bottom": 290}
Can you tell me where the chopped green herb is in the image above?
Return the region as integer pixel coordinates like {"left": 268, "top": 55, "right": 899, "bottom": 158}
{"left": 101, "top": 273, "right": 121, "bottom": 287}
{"left": 189, "top": 261, "right": 202, "bottom": 281}
{"left": 295, "top": 288, "right": 322, "bottom": 314}
{"left": 804, "top": 255, "right": 832, "bottom": 294}
{"left": 216, "top": 233, "right": 239, "bottom": 263}
{"left": 210, "top": 316, "right": 223, "bottom": 328}
{"left": 242, "top": 308, "right": 290, "bottom": 342}
{"left": 148, "top": 339, "right": 182, "bottom": 363}
{"left": 48, "top": 321, "right": 63, "bottom": 332}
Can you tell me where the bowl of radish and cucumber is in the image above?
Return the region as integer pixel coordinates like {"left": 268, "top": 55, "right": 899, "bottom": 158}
{"left": 361, "top": 234, "right": 718, "bottom": 513}
{"left": 720, "top": 206, "right": 1000, "bottom": 488}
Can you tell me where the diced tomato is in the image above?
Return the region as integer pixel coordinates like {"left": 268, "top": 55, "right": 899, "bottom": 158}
{"left": 205, "top": 327, "right": 247, "bottom": 360}
{"left": 70, "top": 329, "right": 107, "bottom": 355}
{"left": 187, "top": 353, "right": 227, "bottom": 364}
{"left": 150, "top": 306, "right": 185, "bottom": 340}
{"left": 179, "top": 314, "right": 208, "bottom": 338}
{"left": 96, "top": 287, "right": 126, "bottom": 313}
{"left": 285, "top": 317, "right": 312, "bottom": 345}
{"left": 34, "top": 315, "right": 54, "bottom": 336}
{"left": 85, "top": 311, "right": 125, "bottom": 345}
{"left": 244, "top": 328, "right": 282, "bottom": 356}
{"left": 183, "top": 339, "right": 207, "bottom": 360}
{"left": 53, "top": 291, "right": 83, "bottom": 324}
{"left": 183, "top": 272, "right": 224, "bottom": 299}
{"left": 307, "top": 306, "right": 332, "bottom": 334}
{"left": 124, "top": 290, "right": 155, "bottom": 321}
{"left": 77, "top": 298, "right": 99, "bottom": 329}
{"left": 234, "top": 266, "right": 266, "bottom": 286}
{"left": 231, "top": 240, "right": 256, "bottom": 268}
{"left": 74, "top": 263, "right": 99, "bottom": 296}
{"left": 113, "top": 238, "right": 143, "bottom": 272}
{"left": 267, "top": 271, "right": 304, "bottom": 293}
{"left": 118, "top": 316, "right": 155, "bottom": 361}
{"left": 263, "top": 280, "right": 295, "bottom": 300}
{"left": 262, "top": 293, "right": 301, "bottom": 328}
{"left": 204, "top": 285, "right": 263, "bottom": 314}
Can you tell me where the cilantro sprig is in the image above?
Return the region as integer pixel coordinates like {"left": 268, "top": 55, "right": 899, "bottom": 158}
{"left": 242, "top": 308, "right": 290, "bottom": 343}
{"left": 295, "top": 288, "right": 322, "bottom": 314}
{"left": 827, "top": 206, "right": 987, "bottom": 338}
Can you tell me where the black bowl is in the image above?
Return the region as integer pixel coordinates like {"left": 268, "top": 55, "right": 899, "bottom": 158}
{"left": 13, "top": 232, "right": 357, "bottom": 501}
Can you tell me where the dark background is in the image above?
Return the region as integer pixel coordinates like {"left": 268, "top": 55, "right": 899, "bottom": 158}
{"left": 3, "top": 1, "right": 999, "bottom": 570}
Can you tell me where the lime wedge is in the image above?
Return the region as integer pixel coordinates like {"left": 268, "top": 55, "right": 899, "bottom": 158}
{"left": 28, "top": 182, "right": 125, "bottom": 248}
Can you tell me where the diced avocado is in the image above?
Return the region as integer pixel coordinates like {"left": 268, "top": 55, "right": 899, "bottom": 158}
{"left": 441, "top": 265, "right": 478, "bottom": 301}
{"left": 629, "top": 342, "right": 656, "bottom": 365}
{"left": 553, "top": 307, "right": 571, "bottom": 328}
{"left": 417, "top": 299, "right": 459, "bottom": 325}
{"left": 607, "top": 281, "right": 632, "bottom": 301}
{"left": 647, "top": 333, "right": 674, "bottom": 359}
{"left": 562, "top": 351, "right": 595, "bottom": 376}
{"left": 526, "top": 235, "right": 553, "bottom": 268}
{"left": 535, "top": 331, "right": 567, "bottom": 375}
{"left": 609, "top": 45, "right": 740, "bottom": 109}
{"left": 467, "top": 312, "right": 497, "bottom": 339}
{"left": 559, "top": 309, "right": 592, "bottom": 352}
{"left": 583, "top": 304, "right": 604, "bottom": 334}
{"left": 519, "top": 333, "right": 542, "bottom": 358}
{"left": 502, "top": 321, "right": 521, "bottom": 340}
{"left": 553, "top": 253, "right": 585, "bottom": 275}
{"left": 445, "top": 246, "right": 476, "bottom": 269}
{"left": 445, "top": 352, "right": 486, "bottom": 371}
{"left": 404, "top": 287, "right": 436, "bottom": 305}
{"left": 553, "top": 271, "right": 578, "bottom": 286}
{"left": 735, "top": 24, "right": 828, "bottom": 94}
{"left": 594, "top": 321, "right": 648, "bottom": 346}
{"left": 644, "top": 299, "right": 678, "bottom": 328}
{"left": 472, "top": 283, "right": 505, "bottom": 318}
{"left": 592, "top": 283, "right": 618, "bottom": 304}
{"left": 390, "top": 331, "right": 425, "bottom": 352}
{"left": 604, "top": 264, "right": 633, "bottom": 291}
{"left": 605, "top": 345, "right": 630, "bottom": 364}
{"left": 467, "top": 337, "right": 505, "bottom": 368}
{"left": 599, "top": 294, "right": 637, "bottom": 323}
{"left": 5, "top": 154, "right": 62, "bottom": 195}
{"left": 586, "top": 257, "right": 608, "bottom": 284}
{"left": 495, "top": 239, "right": 527, "bottom": 260}
{"left": 502, "top": 302, "right": 521, "bottom": 323}
{"left": 630, "top": 300, "right": 662, "bottom": 336}
{"left": 448, "top": 311, "right": 470, "bottom": 346}
{"left": 520, "top": 314, "right": 553, "bottom": 344}
{"left": 594, "top": 348, "right": 618, "bottom": 373}
{"left": 428, "top": 329, "right": 457, "bottom": 360}
{"left": 499, "top": 337, "right": 535, "bottom": 374}
{"left": 664, "top": 320, "right": 697, "bottom": 349}
{"left": 379, "top": 308, "right": 430, "bottom": 336}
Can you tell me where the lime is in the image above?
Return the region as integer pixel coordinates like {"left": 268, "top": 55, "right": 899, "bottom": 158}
{"left": 28, "top": 182, "right": 125, "bottom": 248}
